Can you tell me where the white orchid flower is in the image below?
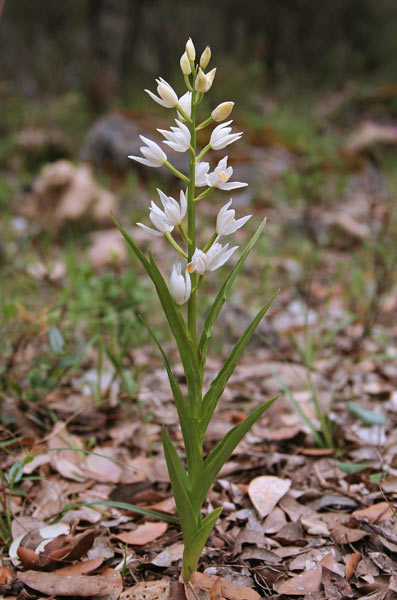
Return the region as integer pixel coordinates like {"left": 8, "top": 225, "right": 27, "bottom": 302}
{"left": 195, "top": 67, "right": 216, "bottom": 93}
{"left": 211, "top": 102, "right": 234, "bottom": 122}
{"left": 177, "top": 91, "right": 192, "bottom": 121}
{"left": 187, "top": 248, "right": 207, "bottom": 275}
{"left": 137, "top": 201, "right": 174, "bottom": 237}
{"left": 136, "top": 188, "right": 187, "bottom": 236}
{"left": 170, "top": 263, "right": 191, "bottom": 305}
{"left": 205, "top": 242, "right": 238, "bottom": 271}
{"left": 158, "top": 119, "right": 191, "bottom": 153}
{"left": 195, "top": 162, "right": 210, "bottom": 187}
{"left": 145, "top": 77, "right": 179, "bottom": 108}
{"left": 157, "top": 188, "right": 187, "bottom": 226}
{"left": 188, "top": 242, "right": 238, "bottom": 274}
{"left": 210, "top": 120, "right": 243, "bottom": 150}
{"left": 207, "top": 156, "right": 248, "bottom": 190}
{"left": 216, "top": 199, "right": 251, "bottom": 236}
{"left": 129, "top": 136, "right": 167, "bottom": 168}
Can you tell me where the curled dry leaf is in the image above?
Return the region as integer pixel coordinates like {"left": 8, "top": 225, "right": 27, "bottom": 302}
{"left": 115, "top": 521, "right": 168, "bottom": 545}
{"left": 248, "top": 475, "right": 291, "bottom": 518}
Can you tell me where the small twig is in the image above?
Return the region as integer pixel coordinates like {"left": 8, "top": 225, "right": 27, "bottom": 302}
{"left": 0, "top": 1, "right": 5, "bottom": 18}
{"left": 352, "top": 517, "right": 397, "bottom": 545}
{"left": 314, "top": 464, "right": 370, "bottom": 506}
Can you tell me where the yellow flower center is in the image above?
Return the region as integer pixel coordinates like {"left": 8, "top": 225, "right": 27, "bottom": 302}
{"left": 219, "top": 171, "right": 228, "bottom": 180}
{"left": 187, "top": 263, "right": 195, "bottom": 273}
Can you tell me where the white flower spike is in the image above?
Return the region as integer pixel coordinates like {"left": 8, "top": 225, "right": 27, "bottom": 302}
{"left": 170, "top": 263, "right": 191, "bottom": 305}
{"left": 195, "top": 162, "right": 210, "bottom": 187}
{"left": 158, "top": 119, "right": 191, "bottom": 153}
{"left": 177, "top": 91, "right": 192, "bottom": 121}
{"left": 145, "top": 77, "right": 179, "bottom": 108}
{"left": 216, "top": 199, "right": 251, "bottom": 236}
{"left": 200, "top": 46, "right": 211, "bottom": 70}
{"left": 207, "top": 156, "right": 248, "bottom": 190}
{"left": 188, "top": 242, "right": 238, "bottom": 274}
{"left": 210, "top": 120, "right": 243, "bottom": 150}
{"left": 129, "top": 135, "right": 167, "bottom": 168}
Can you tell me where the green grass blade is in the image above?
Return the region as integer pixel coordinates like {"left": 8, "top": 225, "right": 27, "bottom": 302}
{"left": 140, "top": 316, "right": 202, "bottom": 477}
{"left": 50, "top": 499, "right": 179, "bottom": 524}
{"left": 182, "top": 507, "right": 222, "bottom": 583}
{"left": 200, "top": 293, "right": 277, "bottom": 435}
{"left": 272, "top": 371, "right": 325, "bottom": 448}
{"left": 191, "top": 396, "right": 278, "bottom": 513}
{"left": 199, "top": 218, "right": 267, "bottom": 368}
{"left": 162, "top": 428, "right": 198, "bottom": 541}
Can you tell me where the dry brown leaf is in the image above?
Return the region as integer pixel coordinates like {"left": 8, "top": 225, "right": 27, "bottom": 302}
{"left": 53, "top": 558, "right": 104, "bottom": 575}
{"left": 248, "top": 475, "right": 291, "bottom": 518}
{"left": 18, "top": 571, "right": 111, "bottom": 597}
{"left": 151, "top": 543, "right": 184, "bottom": 567}
{"left": 344, "top": 121, "right": 397, "bottom": 155}
{"left": 346, "top": 553, "right": 361, "bottom": 581}
{"left": 263, "top": 506, "right": 287, "bottom": 533}
{"left": 115, "top": 521, "right": 168, "bottom": 545}
{"left": 331, "top": 524, "right": 368, "bottom": 544}
{"left": 120, "top": 579, "right": 170, "bottom": 600}
{"left": 322, "top": 566, "right": 353, "bottom": 599}
{"left": 0, "top": 566, "right": 13, "bottom": 584}
{"left": 101, "top": 568, "right": 123, "bottom": 600}
{"left": 352, "top": 502, "right": 394, "bottom": 523}
{"left": 190, "top": 571, "right": 261, "bottom": 600}
{"left": 276, "top": 552, "right": 334, "bottom": 596}
{"left": 83, "top": 446, "right": 123, "bottom": 483}
{"left": 209, "top": 578, "right": 223, "bottom": 600}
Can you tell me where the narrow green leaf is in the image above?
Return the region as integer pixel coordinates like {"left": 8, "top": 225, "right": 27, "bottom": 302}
{"left": 201, "top": 293, "right": 277, "bottom": 435}
{"left": 49, "top": 326, "right": 64, "bottom": 355}
{"left": 162, "top": 428, "right": 198, "bottom": 541}
{"left": 337, "top": 462, "right": 369, "bottom": 474}
{"left": 272, "top": 370, "right": 325, "bottom": 448}
{"left": 148, "top": 253, "right": 201, "bottom": 405}
{"left": 191, "top": 396, "right": 278, "bottom": 513}
{"left": 199, "top": 218, "right": 267, "bottom": 368}
{"left": 50, "top": 499, "right": 179, "bottom": 524}
{"left": 182, "top": 507, "right": 222, "bottom": 583}
{"left": 347, "top": 401, "right": 387, "bottom": 425}
{"left": 140, "top": 316, "right": 202, "bottom": 478}
{"left": 112, "top": 213, "right": 201, "bottom": 407}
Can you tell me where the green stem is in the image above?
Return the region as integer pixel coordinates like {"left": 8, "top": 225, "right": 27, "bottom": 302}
{"left": 164, "top": 232, "right": 188, "bottom": 259}
{"left": 164, "top": 160, "right": 189, "bottom": 182}
{"left": 176, "top": 103, "right": 192, "bottom": 123}
{"left": 196, "top": 116, "right": 214, "bottom": 131}
{"left": 178, "top": 224, "right": 191, "bottom": 244}
{"left": 194, "top": 187, "right": 214, "bottom": 202}
{"left": 196, "top": 144, "right": 211, "bottom": 163}
{"left": 202, "top": 232, "right": 218, "bottom": 253}
{"left": 184, "top": 75, "right": 193, "bottom": 91}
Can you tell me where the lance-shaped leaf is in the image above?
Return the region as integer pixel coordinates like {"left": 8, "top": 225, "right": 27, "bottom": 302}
{"left": 199, "top": 218, "right": 267, "bottom": 370}
{"left": 182, "top": 507, "right": 222, "bottom": 583}
{"left": 112, "top": 213, "right": 200, "bottom": 406}
{"left": 200, "top": 292, "right": 278, "bottom": 436}
{"left": 162, "top": 428, "right": 198, "bottom": 542}
{"left": 190, "top": 396, "right": 278, "bottom": 513}
{"left": 148, "top": 252, "right": 201, "bottom": 406}
{"left": 142, "top": 316, "right": 202, "bottom": 477}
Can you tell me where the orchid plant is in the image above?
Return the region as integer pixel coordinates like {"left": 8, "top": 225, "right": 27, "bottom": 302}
{"left": 113, "top": 38, "right": 278, "bottom": 583}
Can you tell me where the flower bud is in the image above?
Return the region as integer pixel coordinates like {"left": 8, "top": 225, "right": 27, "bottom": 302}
{"left": 211, "top": 101, "right": 234, "bottom": 122}
{"left": 180, "top": 51, "right": 191, "bottom": 75}
{"left": 200, "top": 45, "right": 211, "bottom": 69}
{"left": 195, "top": 67, "right": 216, "bottom": 93}
{"left": 185, "top": 37, "right": 196, "bottom": 61}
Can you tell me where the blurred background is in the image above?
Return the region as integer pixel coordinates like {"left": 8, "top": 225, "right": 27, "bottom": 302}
{"left": 1, "top": 0, "right": 396, "bottom": 414}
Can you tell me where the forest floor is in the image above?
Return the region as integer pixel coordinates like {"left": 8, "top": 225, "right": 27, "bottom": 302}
{"left": 0, "top": 80, "right": 397, "bottom": 599}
